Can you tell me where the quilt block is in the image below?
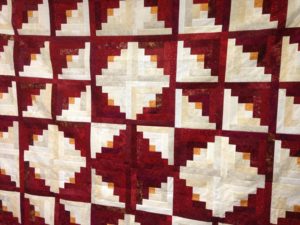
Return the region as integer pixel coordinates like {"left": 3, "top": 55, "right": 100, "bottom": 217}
{"left": 0, "top": 0, "right": 299, "bottom": 224}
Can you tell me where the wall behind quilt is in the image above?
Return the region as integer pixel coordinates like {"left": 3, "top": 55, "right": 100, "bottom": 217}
{"left": 0, "top": 0, "right": 299, "bottom": 224}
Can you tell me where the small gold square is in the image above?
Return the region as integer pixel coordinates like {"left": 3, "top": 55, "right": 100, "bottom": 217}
{"left": 0, "top": 93, "right": 3, "bottom": 99}
{"left": 35, "top": 173, "right": 41, "bottom": 179}
{"left": 31, "top": 54, "right": 37, "bottom": 61}
{"left": 107, "top": 8, "right": 114, "bottom": 16}
{"left": 294, "top": 205, "right": 300, "bottom": 212}
{"left": 151, "top": 55, "right": 157, "bottom": 62}
{"left": 34, "top": 211, "right": 40, "bottom": 217}
{"left": 31, "top": 95, "right": 36, "bottom": 102}
{"left": 192, "top": 193, "right": 200, "bottom": 201}
{"left": 69, "top": 177, "right": 75, "bottom": 184}
{"left": 151, "top": 6, "right": 158, "bottom": 14}
{"left": 108, "top": 182, "right": 114, "bottom": 189}
{"left": 254, "top": 0, "right": 263, "bottom": 8}
{"left": 0, "top": 132, "right": 3, "bottom": 139}
{"left": 69, "top": 97, "right": 75, "bottom": 105}
{"left": 27, "top": 10, "right": 33, "bottom": 18}
{"left": 66, "top": 55, "right": 73, "bottom": 62}
{"left": 193, "top": 147, "right": 201, "bottom": 155}
{"left": 2, "top": 206, "right": 7, "bottom": 212}
{"left": 240, "top": 199, "right": 248, "bottom": 207}
{"left": 107, "top": 141, "right": 114, "bottom": 148}
{"left": 0, "top": 169, "right": 6, "bottom": 175}
{"left": 108, "top": 55, "right": 115, "bottom": 62}
{"left": 195, "top": 102, "right": 203, "bottom": 109}
{"left": 250, "top": 52, "right": 259, "bottom": 60}
{"left": 69, "top": 138, "right": 75, "bottom": 145}
{"left": 149, "top": 145, "right": 156, "bottom": 152}
{"left": 200, "top": 3, "right": 209, "bottom": 11}
{"left": 297, "top": 157, "right": 300, "bottom": 165}
{"left": 33, "top": 134, "right": 38, "bottom": 141}
{"left": 149, "top": 187, "right": 156, "bottom": 194}
{"left": 108, "top": 99, "right": 114, "bottom": 106}
{"left": 149, "top": 100, "right": 156, "bottom": 108}
{"left": 66, "top": 10, "right": 72, "bottom": 17}
{"left": 245, "top": 103, "right": 254, "bottom": 111}
{"left": 197, "top": 54, "right": 205, "bottom": 62}
{"left": 70, "top": 216, "right": 76, "bottom": 224}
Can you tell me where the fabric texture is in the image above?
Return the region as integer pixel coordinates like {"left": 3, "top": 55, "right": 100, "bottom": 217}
{"left": 0, "top": 0, "right": 299, "bottom": 224}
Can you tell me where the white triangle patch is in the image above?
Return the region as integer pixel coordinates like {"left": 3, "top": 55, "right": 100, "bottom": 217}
{"left": 276, "top": 89, "right": 300, "bottom": 135}
{"left": 225, "top": 39, "right": 271, "bottom": 82}
{"left": 59, "top": 42, "right": 90, "bottom": 80}
{"left": 175, "top": 89, "right": 216, "bottom": 130}
{"left": 0, "top": 81, "right": 18, "bottom": 116}
{"left": 137, "top": 125, "right": 174, "bottom": 165}
{"left": 286, "top": 0, "right": 300, "bottom": 28}
{"left": 280, "top": 36, "right": 300, "bottom": 82}
{"left": 56, "top": 0, "right": 90, "bottom": 36}
{"left": 136, "top": 177, "right": 173, "bottom": 215}
{"left": 179, "top": 0, "right": 222, "bottom": 33}
{"left": 23, "top": 83, "right": 52, "bottom": 119}
{"left": 60, "top": 199, "right": 91, "bottom": 225}
{"left": 18, "top": 0, "right": 51, "bottom": 36}
{"left": 25, "top": 194, "right": 55, "bottom": 225}
{"left": 176, "top": 41, "right": 217, "bottom": 82}
{"left": 0, "top": 0, "right": 14, "bottom": 35}
{"left": 222, "top": 89, "right": 268, "bottom": 133}
{"left": 0, "top": 40, "right": 15, "bottom": 76}
{"left": 19, "top": 41, "right": 53, "bottom": 78}
{"left": 270, "top": 141, "right": 300, "bottom": 224}
{"left": 0, "top": 121, "right": 19, "bottom": 187}
{"left": 91, "top": 169, "right": 125, "bottom": 208}
{"left": 229, "top": 0, "right": 278, "bottom": 31}
{"left": 0, "top": 190, "right": 20, "bottom": 223}
{"left": 91, "top": 123, "right": 126, "bottom": 158}
{"left": 57, "top": 85, "right": 91, "bottom": 122}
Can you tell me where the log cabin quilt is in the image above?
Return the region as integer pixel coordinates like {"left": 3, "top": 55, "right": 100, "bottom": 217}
{"left": 0, "top": 0, "right": 299, "bottom": 224}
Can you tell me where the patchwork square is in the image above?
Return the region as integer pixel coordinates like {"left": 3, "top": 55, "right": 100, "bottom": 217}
{"left": 0, "top": 78, "right": 18, "bottom": 116}
{"left": 0, "top": 0, "right": 299, "bottom": 224}
{"left": 22, "top": 120, "right": 90, "bottom": 201}
{"left": 222, "top": 87, "right": 272, "bottom": 133}
{"left": 178, "top": 0, "right": 225, "bottom": 34}
{"left": 19, "top": 82, "right": 52, "bottom": 119}
{"left": 0, "top": 0, "right": 14, "bottom": 35}
{"left": 174, "top": 129, "right": 269, "bottom": 224}
{"left": 276, "top": 86, "right": 300, "bottom": 135}
{"left": 15, "top": 39, "right": 53, "bottom": 79}
{"left": 270, "top": 138, "right": 300, "bottom": 224}
{"left": 52, "top": 0, "right": 90, "bottom": 36}
{"left": 229, "top": 0, "right": 279, "bottom": 31}
{"left": 175, "top": 87, "right": 222, "bottom": 130}
{"left": 15, "top": 0, "right": 51, "bottom": 36}
{"left": 94, "top": 0, "right": 173, "bottom": 36}
{"left": 52, "top": 40, "right": 91, "bottom": 80}
{"left": 91, "top": 41, "right": 174, "bottom": 125}
{"left": 0, "top": 36, "right": 15, "bottom": 76}
{"left": 176, "top": 38, "right": 221, "bottom": 83}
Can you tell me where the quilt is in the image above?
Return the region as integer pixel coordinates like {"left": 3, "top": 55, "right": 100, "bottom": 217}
{"left": 0, "top": 0, "right": 299, "bottom": 224}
